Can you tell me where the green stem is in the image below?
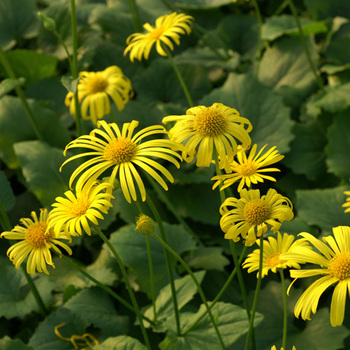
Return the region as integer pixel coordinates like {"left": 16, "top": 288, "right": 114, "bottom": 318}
{"left": 287, "top": 0, "right": 324, "bottom": 91}
{"left": 151, "top": 233, "right": 226, "bottom": 348}
{"left": 163, "top": 45, "right": 194, "bottom": 107}
{"left": 182, "top": 245, "right": 247, "bottom": 335}
{"left": 251, "top": 0, "right": 264, "bottom": 77}
{"left": 0, "top": 202, "right": 47, "bottom": 316}
{"left": 59, "top": 254, "right": 154, "bottom": 325}
{"left": 70, "top": 0, "right": 82, "bottom": 136}
{"left": 128, "top": 0, "right": 143, "bottom": 32}
{"left": 244, "top": 234, "right": 264, "bottom": 350}
{"left": 93, "top": 225, "right": 151, "bottom": 349}
{"left": 279, "top": 269, "right": 288, "bottom": 349}
{"left": 146, "top": 195, "right": 181, "bottom": 335}
{"left": 0, "top": 46, "right": 44, "bottom": 141}
{"left": 144, "top": 172, "right": 200, "bottom": 244}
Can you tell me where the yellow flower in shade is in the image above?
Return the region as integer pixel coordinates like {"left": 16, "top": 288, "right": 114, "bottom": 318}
{"left": 271, "top": 346, "right": 296, "bottom": 350}
{"left": 0, "top": 209, "right": 72, "bottom": 275}
{"left": 48, "top": 180, "right": 114, "bottom": 237}
{"left": 342, "top": 190, "right": 350, "bottom": 213}
{"left": 212, "top": 144, "right": 284, "bottom": 192}
{"left": 220, "top": 188, "right": 294, "bottom": 246}
{"left": 281, "top": 226, "right": 350, "bottom": 327}
{"left": 124, "top": 12, "right": 193, "bottom": 62}
{"left": 65, "top": 66, "right": 133, "bottom": 125}
{"left": 61, "top": 120, "right": 182, "bottom": 203}
{"left": 163, "top": 103, "right": 252, "bottom": 171}
{"left": 243, "top": 232, "right": 309, "bottom": 278}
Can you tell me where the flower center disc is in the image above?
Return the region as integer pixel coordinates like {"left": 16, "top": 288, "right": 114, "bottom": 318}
{"left": 266, "top": 253, "right": 286, "bottom": 268}
{"left": 71, "top": 198, "right": 91, "bottom": 217}
{"left": 148, "top": 26, "right": 164, "bottom": 40}
{"left": 104, "top": 138, "right": 137, "bottom": 164}
{"left": 329, "top": 252, "right": 350, "bottom": 280}
{"left": 238, "top": 162, "right": 257, "bottom": 176}
{"left": 86, "top": 75, "right": 108, "bottom": 94}
{"left": 25, "top": 223, "right": 51, "bottom": 248}
{"left": 243, "top": 199, "right": 271, "bottom": 225}
{"left": 193, "top": 108, "right": 227, "bottom": 136}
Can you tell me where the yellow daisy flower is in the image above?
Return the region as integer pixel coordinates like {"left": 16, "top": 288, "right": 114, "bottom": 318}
{"left": 65, "top": 66, "right": 133, "bottom": 125}
{"left": 220, "top": 188, "right": 294, "bottom": 246}
{"left": 61, "top": 120, "right": 182, "bottom": 203}
{"left": 282, "top": 226, "right": 350, "bottom": 327}
{"left": 342, "top": 190, "right": 350, "bottom": 213}
{"left": 48, "top": 180, "right": 114, "bottom": 237}
{"left": 243, "top": 232, "right": 308, "bottom": 278}
{"left": 163, "top": 103, "right": 252, "bottom": 171}
{"left": 212, "top": 144, "right": 284, "bottom": 192}
{"left": 124, "top": 12, "right": 194, "bottom": 62}
{"left": 0, "top": 209, "right": 72, "bottom": 275}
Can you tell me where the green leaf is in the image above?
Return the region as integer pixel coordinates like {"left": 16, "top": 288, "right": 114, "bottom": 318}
{"left": 283, "top": 121, "right": 327, "bottom": 181}
{"left": 0, "top": 170, "right": 15, "bottom": 211}
{"left": 160, "top": 302, "right": 262, "bottom": 349}
{"left": 28, "top": 308, "right": 89, "bottom": 350}
{"left": 326, "top": 110, "right": 350, "bottom": 179}
{"left": 296, "top": 186, "right": 350, "bottom": 233}
{"left": 14, "top": 141, "right": 70, "bottom": 207}
{"left": 95, "top": 336, "right": 147, "bottom": 350}
{"left": 173, "top": 0, "right": 235, "bottom": 9}
{"left": 186, "top": 247, "right": 229, "bottom": 271}
{"left": 0, "top": 336, "right": 33, "bottom": 350}
{"left": 0, "top": 257, "right": 55, "bottom": 319}
{"left": 143, "top": 271, "right": 206, "bottom": 329}
{"left": 200, "top": 73, "right": 294, "bottom": 153}
{"left": 325, "top": 22, "right": 350, "bottom": 65}
{"left": 2, "top": 50, "right": 58, "bottom": 85}
{"left": 61, "top": 76, "right": 79, "bottom": 94}
{"left": 64, "top": 287, "right": 129, "bottom": 339}
{"left": 258, "top": 37, "right": 319, "bottom": 106}
{"left": 305, "top": 0, "right": 350, "bottom": 20}
{"left": 0, "top": 78, "right": 25, "bottom": 98}
{"left": 0, "top": 96, "right": 70, "bottom": 168}
{"left": 0, "top": 0, "right": 38, "bottom": 51}
{"left": 261, "top": 15, "right": 328, "bottom": 41}
{"left": 108, "top": 223, "right": 196, "bottom": 296}
{"left": 171, "top": 162, "right": 216, "bottom": 185}
{"left": 135, "top": 59, "right": 211, "bottom": 106}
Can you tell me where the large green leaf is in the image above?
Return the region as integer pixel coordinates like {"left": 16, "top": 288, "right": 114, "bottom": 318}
{"left": 259, "top": 37, "right": 319, "bottom": 106}
{"left": 325, "top": 22, "right": 350, "bottom": 65}
{"left": 0, "top": 78, "right": 25, "bottom": 98}
{"left": 174, "top": 0, "right": 235, "bottom": 9}
{"left": 14, "top": 141, "right": 71, "bottom": 207}
{"left": 143, "top": 271, "right": 206, "bottom": 329}
{"left": 0, "top": 257, "right": 55, "bottom": 319}
{"left": 94, "top": 336, "right": 147, "bottom": 350}
{"left": 0, "top": 0, "right": 38, "bottom": 51}
{"left": 200, "top": 73, "right": 294, "bottom": 153}
{"left": 305, "top": 0, "right": 350, "bottom": 20}
{"left": 186, "top": 247, "right": 229, "bottom": 271}
{"left": 108, "top": 223, "right": 196, "bottom": 296}
{"left": 296, "top": 186, "right": 350, "bottom": 234}
{"left": 159, "top": 302, "right": 262, "bottom": 349}
{"left": 326, "top": 110, "right": 350, "bottom": 179}
{"left": 64, "top": 287, "right": 129, "bottom": 339}
{"left": 0, "top": 337, "right": 33, "bottom": 350}
{"left": 0, "top": 171, "right": 15, "bottom": 211}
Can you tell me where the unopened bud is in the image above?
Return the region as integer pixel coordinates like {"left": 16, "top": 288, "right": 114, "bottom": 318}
{"left": 38, "top": 12, "right": 56, "bottom": 32}
{"left": 135, "top": 215, "right": 155, "bottom": 236}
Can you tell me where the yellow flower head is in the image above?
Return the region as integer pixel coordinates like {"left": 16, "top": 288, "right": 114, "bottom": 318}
{"left": 271, "top": 346, "right": 296, "bottom": 350}
{"left": 135, "top": 214, "right": 156, "bottom": 236}
{"left": 212, "top": 144, "right": 284, "bottom": 192}
{"left": 124, "top": 12, "right": 193, "bottom": 62}
{"left": 61, "top": 120, "right": 182, "bottom": 203}
{"left": 220, "top": 188, "right": 294, "bottom": 246}
{"left": 282, "top": 226, "right": 350, "bottom": 327}
{"left": 243, "top": 232, "right": 309, "bottom": 278}
{"left": 163, "top": 103, "right": 252, "bottom": 171}
{"left": 342, "top": 190, "right": 350, "bottom": 213}
{"left": 0, "top": 209, "right": 72, "bottom": 275}
{"left": 48, "top": 180, "right": 114, "bottom": 237}
{"left": 65, "top": 66, "right": 133, "bottom": 125}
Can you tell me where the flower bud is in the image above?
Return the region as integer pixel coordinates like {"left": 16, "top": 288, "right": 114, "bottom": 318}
{"left": 135, "top": 215, "right": 155, "bottom": 236}
{"left": 38, "top": 12, "right": 56, "bottom": 32}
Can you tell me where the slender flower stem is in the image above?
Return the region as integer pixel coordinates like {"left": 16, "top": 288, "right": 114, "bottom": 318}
{"left": 244, "top": 234, "right": 264, "bottom": 350}
{"left": 151, "top": 232, "right": 226, "bottom": 349}
{"left": 287, "top": 0, "right": 324, "bottom": 91}
{"left": 128, "top": 0, "right": 143, "bottom": 32}
{"left": 70, "top": 0, "right": 82, "bottom": 136}
{"left": 0, "top": 46, "right": 44, "bottom": 141}
{"left": 279, "top": 269, "right": 288, "bottom": 349}
{"left": 182, "top": 245, "right": 248, "bottom": 335}
{"left": 59, "top": 253, "right": 154, "bottom": 325}
{"left": 251, "top": 0, "right": 264, "bottom": 78}
{"left": 93, "top": 225, "right": 151, "bottom": 350}
{"left": 0, "top": 202, "right": 47, "bottom": 316}
{"left": 162, "top": 45, "right": 194, "bottom": 107}
{"left": 146, "top": 194, "right": 181, "bottom": 335}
